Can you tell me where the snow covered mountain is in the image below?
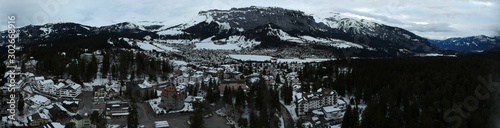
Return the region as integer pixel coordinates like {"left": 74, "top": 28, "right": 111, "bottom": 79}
{"left": 428, "top": 35, "right": 500, "bottom": 52}
{"left": 2, "top": 6, "right": 442, "bottom": 57}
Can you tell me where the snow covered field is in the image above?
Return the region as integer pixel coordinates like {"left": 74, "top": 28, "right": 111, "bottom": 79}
{"left": 147, "top": 97, "right": 193, "bottom": 115}
{"left": 228, "top": 54, "right": 333, "bottom": 63}
{"left": 121, "top": 38, "right": 180, "bottom": 52}
{"left": 195, "top": 42, "right": 241, "bottom": 50}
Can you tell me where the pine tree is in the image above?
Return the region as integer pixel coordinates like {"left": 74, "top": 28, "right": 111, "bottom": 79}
{"left": 249, "top": 112, "right": 260, "bottom": 128}
{"left": 65, "top": 122, "right": 76, "bottom": 128}
{"left": 18, "top": 93, "right": 24, "bottom": 114}
{"left": 238, "top": 117, "right": 248, "bottom": 128}
{"left": 224, "top": 86, "right": 233, "bottom": 105}
{"left": 127, "top": 101, "right": 139, "bottom": 128}
{"left": 235, "top": 86, "right": 246, "bottom": 108}
{"left": 111, "top": 64, "right": 117, "bottom": 79}
{"left": 90, "top": 111, "right": 100, "bottom": 125}
{"left": 102, "top": 53, "right": 110, "bottom": 78}
{"left": 342, "top": 105, "right": 352, "bottom": 128}
{"left": 275, "top": 74, "right": 281, "bottom": 84}
{"left": 351, "top": 106, "right": 360, "bottom": 128}
{"left": 190, "top": 102, "right": 204, "bottom": 128}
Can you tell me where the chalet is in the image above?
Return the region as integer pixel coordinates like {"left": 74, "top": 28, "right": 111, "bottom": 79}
{"left": 174, "top": 73, "right": 191, "bottom": 86}
{"left": 191, "top": 71, "right": 204, "bottom": 83}
{"left": 262, "top": 75, "right": 275, "bottom": 85}
{"left": 46, "top": 104, "right": 69, "bottom": 121}
{"left": 286, "top": 72, "right": 301, "bottom": 85}
{"left": 70, "top": 114, "right": 96, "bottom": 128}
{"left": 93, "top": 86, "right": 107, "bottom": 102}
{"left": 62, "top": 100, "right": 80, "bottom": 112}
{"left": 27, "top": 113, "right": 49, "bottom": 127}
{"left": 24, "top": 57, "right": 38, "bottom": 72}
{"left": 40, "top": 122, "right": 65, "bottom": 128}
{"left": 106, "top": 87, "right": 120, "bottom": 99}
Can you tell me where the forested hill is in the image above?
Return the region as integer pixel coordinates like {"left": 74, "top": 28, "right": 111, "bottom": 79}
{"left": 299, "top": 52, "right": 500, "bottom": 128}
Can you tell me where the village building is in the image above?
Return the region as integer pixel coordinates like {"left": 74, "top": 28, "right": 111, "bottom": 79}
{"left": 105, "top": 102, "right": 129, "bottom": 119}
{"left": 159, "top": 85, "right": 186, "bottom": 111}
{"left": 126, "top": 80, "right": 156, "bottom": 101}
{"left": 296, "top": 88, "right": 340, "bottom": 115}
{"left": 27, "top": 113, "right": 50, "bottom": 127}
{"left": 93, "top": 86, "right": 107, "bottom": 102}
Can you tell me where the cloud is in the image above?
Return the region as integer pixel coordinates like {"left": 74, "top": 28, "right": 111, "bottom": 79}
{"left": 406, "top": 23, "right": 456, "bottom": 32}
{"left": 0, "top": 0, "right": 499, "bottom": 39}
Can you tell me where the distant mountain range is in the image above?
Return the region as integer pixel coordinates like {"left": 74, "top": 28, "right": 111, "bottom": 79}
{"left": 3, "top": 6, "right": 496, "bottom": 58}
{"left": 428, "top": 35, "right": 500, "bottom": 52}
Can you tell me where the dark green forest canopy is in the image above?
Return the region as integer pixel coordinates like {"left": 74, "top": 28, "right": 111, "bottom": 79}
{"left": 327, "top": 53, "right": 500, "bottom": 128}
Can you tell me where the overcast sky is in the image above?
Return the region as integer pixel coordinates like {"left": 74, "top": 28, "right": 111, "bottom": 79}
{"left": 1, "top": 0, "right": 499, "bottom": 39}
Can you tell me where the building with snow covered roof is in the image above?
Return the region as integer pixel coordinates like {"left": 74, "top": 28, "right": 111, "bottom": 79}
{"left": 28, "top": 95, "right": 51, "bottom": 106}
{"left": 62, "top": 100, "right": 80, "bottom": 112}
{"left": 27, "top": 113, "right": 50, "bottom": 127}
{"left": 38, "top": 79, "right": 54, "bottom": 92}
{"left": 60, "top": 83, "right": 82, "bottom": 98}
{"left": 322, "top": 105, "right": 343, "bottom": 121}
{"left": 105, "top": 102, "right": 129, "bottom": 119}
{"left": 159, "top": 84, "right": 186, "bottom": 111}
{"left": 32, "top": 77, "right": 82, "bottom": 98}
{"left": 46, "top": 104, "right": 69, "bottom": 121}
{"left": 218, "top": 79, "right": 247, "bottom": 94}
{"left": 40, "top": 122, "right": 65, "bottom": 128}
{"left": 296, "top": 88, "right": 340, "bottom": 115}
{"left": 126, "top": 80, "right": 156, "bottom": 101}
{"left": 24, "top": 57, "right": 38, "bottom": 72}
{"left": 174, "top": 73, "right": 191, "bottom": 86}
{"left": 70, "top": 114, "right": 96, "bottom": 128}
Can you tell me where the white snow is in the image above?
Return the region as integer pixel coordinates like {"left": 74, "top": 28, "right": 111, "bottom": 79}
{"left": 136, "top": 41, "right": 161, "bottom": 51}
{"left": 152, "top": 43, "right": 180, "bottom": 52}
{"left": 228, "top": 54, "right": 273, "bottom": 61}
{"left": 213, "top": 36, "right": 261, "bottom": 48}
{"left": 155, "top": 39, "right": 199, "bottom": 44}
{"left": 279, "top": 116, "right": 285, "bottom": 128}
{"left": 29, "top": 95, "right": 50, "bottom": 104}
{"left": 228, "top": 54, "right": 333, "bottom": 63}
{"left": 157, "top": 29, "right": 185, "bottom": 35}
{"left": 194, "top": 37, "right": 242, "bottom": 50}
{"left": 147, "top": 97, "right": 193, "bottom": 115}
{"left": 415, "top": 53, "right": 457, "bottom": 57}
{"left": 195, "top": 42, "right": 241, "bottom": 50}
{"left": 171, "top": 60, "right": 188, "bottom": 66}
{"left": 122, "top": 38, "right": 179, "bottom": 52}
{"left": 217, "top": 22, "right": 231, "bottom": 30}
{"left": 267, "top": 29, "right": 303, "bottom": 43}
{"left": 299, "top": 36, "right": 332, "bottom": 43}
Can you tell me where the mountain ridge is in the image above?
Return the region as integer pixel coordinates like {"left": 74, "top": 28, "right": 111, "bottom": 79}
{"left": 2, "top": 6, "right": 451, "bottom": 58}
{"left": 428, "top": 35, "right": 500, "bottom": 51}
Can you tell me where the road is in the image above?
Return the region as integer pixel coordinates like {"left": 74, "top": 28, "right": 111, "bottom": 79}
{"left": 280, "top": 103, "right": 294, "bottom": 128}
{"left": 124, "top": 101, "right": 229, "bottom": 128}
